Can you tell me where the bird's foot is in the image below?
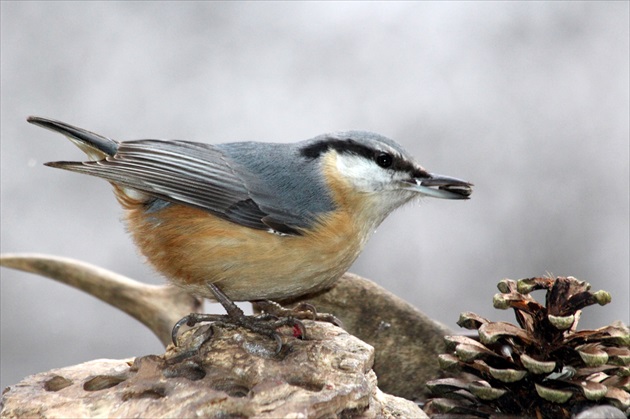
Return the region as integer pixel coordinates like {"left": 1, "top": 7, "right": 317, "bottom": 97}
{"left": 171, "top": 284, "right": 311, "bottom": 353}
{"left": 171, "top": 311, "right": 305, "bottom": 353}
{"left": 254, "top": 300, "right": 343, "bottom": 328}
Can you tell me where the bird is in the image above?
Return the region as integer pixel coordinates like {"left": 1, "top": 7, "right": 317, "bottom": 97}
{"left": 27, "top": 116, "right": 473, "bottom": 346}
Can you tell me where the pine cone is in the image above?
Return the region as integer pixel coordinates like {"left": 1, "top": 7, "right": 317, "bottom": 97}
{"left": 425, "top": 276, "right": 629, "bottom": 418}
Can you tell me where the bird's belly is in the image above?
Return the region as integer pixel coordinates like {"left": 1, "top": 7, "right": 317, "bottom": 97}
{"left": 126, "top": 204, "right": 367, "bottom": 301}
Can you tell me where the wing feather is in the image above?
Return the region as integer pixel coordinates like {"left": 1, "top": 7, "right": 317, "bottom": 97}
{"left": 50, "top": 140, "right": 302, "bottom": 234}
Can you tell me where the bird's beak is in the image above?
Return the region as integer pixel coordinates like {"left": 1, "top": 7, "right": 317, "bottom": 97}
{"left": 405, "top": 173, "right": 473, "bottom": 199}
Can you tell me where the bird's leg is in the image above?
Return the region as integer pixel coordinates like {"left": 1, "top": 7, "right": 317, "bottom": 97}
{"left": 171, "top": 283, "right": 308, "bottom": 353}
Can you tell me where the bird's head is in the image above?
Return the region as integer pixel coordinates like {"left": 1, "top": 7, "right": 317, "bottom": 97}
{"left": 300, "top": 131, "right": 472, "bottom": 226}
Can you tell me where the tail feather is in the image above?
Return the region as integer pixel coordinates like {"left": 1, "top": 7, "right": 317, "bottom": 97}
{"left": 27, "top": 116, "right": 119, "bottom": 160}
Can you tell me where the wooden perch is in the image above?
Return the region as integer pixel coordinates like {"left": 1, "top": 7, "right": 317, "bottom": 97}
{"left": 1, "top": 252, "right": 450, "bottom": 401}
{"left": 0, "top": 253, "right": 202, "bottom": 346}
{"left": 0, "top": 321, "right": 427, "bottom": 418}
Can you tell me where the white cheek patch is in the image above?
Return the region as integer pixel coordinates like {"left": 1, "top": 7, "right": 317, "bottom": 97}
{"left": 335, "top": 154, "right": 393, "bottom": 192}
{"left": 332, "top": 152, "right": 420, "bottom": 227}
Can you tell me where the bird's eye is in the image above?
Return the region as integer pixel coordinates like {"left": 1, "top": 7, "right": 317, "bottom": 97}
{"left": 375, "top": 153, "right": 393, "bottom": 168}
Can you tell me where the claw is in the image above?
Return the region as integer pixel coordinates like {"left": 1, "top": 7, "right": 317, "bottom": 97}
{"left": 273, "top": 333, "right": 283, "bottom": 354}
{"left": 171, "top": 312, "right": 225, "bottom": 347}
{"left": 172, "top": 315, "right": 191, "bottom": 346}
{"left": 292, "top": 319, "right": 307, "bottom": 339}
{"left": 294, "top": 302, "right": 318, "bottom": 319}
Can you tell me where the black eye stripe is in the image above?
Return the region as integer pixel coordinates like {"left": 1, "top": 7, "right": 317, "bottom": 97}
{"left": 300, "top": 137, "right": 420, "bottom": 174}
{"left": 300, "top": 138, "right": 376, "bottom": 160}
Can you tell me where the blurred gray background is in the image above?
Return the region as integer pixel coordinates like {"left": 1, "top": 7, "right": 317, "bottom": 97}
{"left": 1, "top": 2, "right": 628, "bottom": 390}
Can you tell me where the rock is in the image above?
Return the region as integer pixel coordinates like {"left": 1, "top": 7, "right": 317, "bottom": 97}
{"left": 0, "top": 321, "right": 426, "bottom": 418}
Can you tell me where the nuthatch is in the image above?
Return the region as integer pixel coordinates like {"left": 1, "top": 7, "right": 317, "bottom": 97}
{"left": 28, "top": 116, "right": 473, "bottom": 344}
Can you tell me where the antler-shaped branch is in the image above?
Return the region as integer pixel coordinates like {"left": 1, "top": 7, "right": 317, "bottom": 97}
{"left": 0, "top": 253, "right": 202, "bottom": 346}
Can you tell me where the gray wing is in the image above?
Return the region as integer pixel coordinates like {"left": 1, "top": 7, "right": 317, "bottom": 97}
{"left": 48, "top": 140, "right": 304, "bottom": 235}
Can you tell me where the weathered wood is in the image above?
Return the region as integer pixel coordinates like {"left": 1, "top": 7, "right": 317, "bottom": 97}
{"left": 0, "top": 321, "right": 426, "bottom": 418}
